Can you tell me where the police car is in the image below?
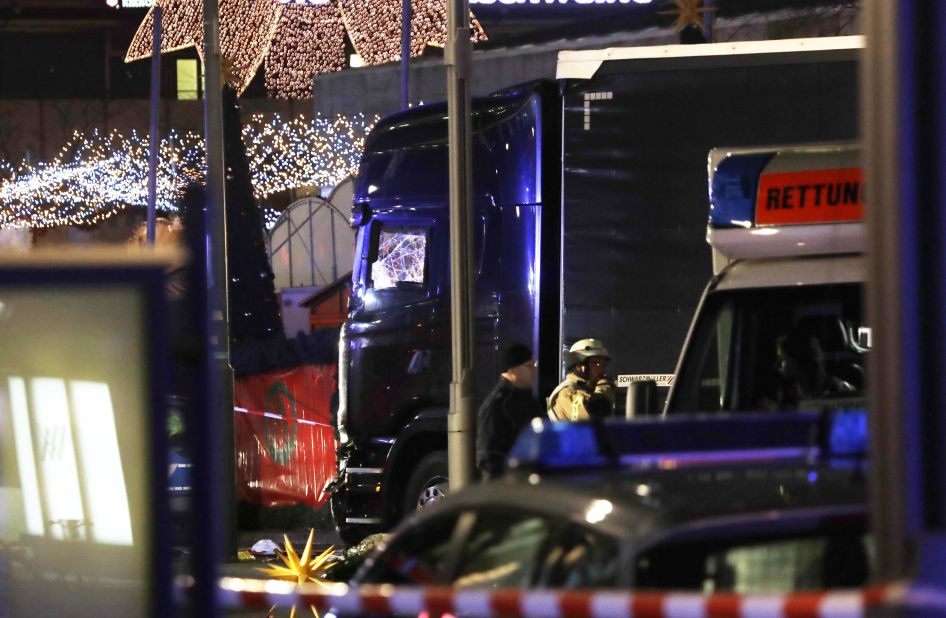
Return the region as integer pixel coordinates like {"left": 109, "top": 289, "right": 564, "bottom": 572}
{"left": 350, "top": 411, "right": 871, "bottom": 593}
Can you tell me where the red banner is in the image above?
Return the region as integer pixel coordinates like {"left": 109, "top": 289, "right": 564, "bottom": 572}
{"left": 756, "top": 168, "right": 863, "bottom": 226}
{"left": 233, "top": 364, "right": 337, "bottom": 508}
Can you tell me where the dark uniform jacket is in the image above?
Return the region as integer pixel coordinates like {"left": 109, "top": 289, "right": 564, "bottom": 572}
{"left": 476, "top": 378, "right": 544, "bottom": 479}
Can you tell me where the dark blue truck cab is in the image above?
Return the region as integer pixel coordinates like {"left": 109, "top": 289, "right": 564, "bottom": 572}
{"left": 331, "top": 85, "right": 563, "bottom": 541}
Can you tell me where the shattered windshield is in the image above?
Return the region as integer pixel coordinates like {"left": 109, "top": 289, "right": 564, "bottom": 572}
{"left": 370, "top": 227, "right": 427, "bottom": 290}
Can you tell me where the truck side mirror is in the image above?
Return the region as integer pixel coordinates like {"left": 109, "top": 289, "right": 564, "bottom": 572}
{"left": 626, "top": 380, "right": 658, "bottom": 418}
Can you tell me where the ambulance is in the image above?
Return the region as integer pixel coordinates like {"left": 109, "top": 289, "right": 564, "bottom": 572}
{"left": 664, "top": 143, "right": 870, "bottom": 415}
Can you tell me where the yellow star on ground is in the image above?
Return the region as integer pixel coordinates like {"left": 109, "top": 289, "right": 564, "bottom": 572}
{"left": 256, "top": 529, "right": 336, "bottom": 585}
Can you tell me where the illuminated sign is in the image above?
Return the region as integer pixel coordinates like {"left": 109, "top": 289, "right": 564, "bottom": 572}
{"left": 755, "top": 168, "right": 864, "bottom": 226}
{"left": 470, "top": 0, "right": 651, "bottom": 3}
{"left": 113, "top": 0, "right": 650, "bottom": 6}
{"left": 617, "top": 374, "right": 674, "bottom": 388}
{"left": 106, "top": 0, "right": 155, "bottom": 7}
{"left": 274, "top": 0, "right": 649, "bottom": 3}
{"left": 0, "top": 250, "right": 179, "bottom": 618}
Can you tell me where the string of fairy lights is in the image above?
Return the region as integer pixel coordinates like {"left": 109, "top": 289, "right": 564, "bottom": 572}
{"left": 126, "top": 0, "right": 486, "bottom": 99}
{"left": 0, "top": 113, "right": 376, "bottom": 229}
{"left": 243, "top": 112, "right": 372, "bottom": 198}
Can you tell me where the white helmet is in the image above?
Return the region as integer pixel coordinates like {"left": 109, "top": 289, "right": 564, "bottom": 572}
{"left": 567, "top": 338, "right": 610, "bottom": 369}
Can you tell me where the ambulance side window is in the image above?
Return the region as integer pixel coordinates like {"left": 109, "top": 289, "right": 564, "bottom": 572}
{"left": 697, "top": 301, "right": 735, "bottom": 411}
{"left": 671, "top": 298, "right": 736, "bottom": 412}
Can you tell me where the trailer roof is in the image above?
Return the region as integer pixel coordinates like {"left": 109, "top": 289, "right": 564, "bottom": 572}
{"left": 556, "top": 35, "right": 864, "bottom": 79}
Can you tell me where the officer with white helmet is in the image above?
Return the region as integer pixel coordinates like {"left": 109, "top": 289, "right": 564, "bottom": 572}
{"left": 547, "top": 338, "right": 617, "bottom": 422}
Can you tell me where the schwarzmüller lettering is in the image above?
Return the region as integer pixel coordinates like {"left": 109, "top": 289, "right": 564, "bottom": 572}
{"left": 766, "top": 180, "right": 861, "bottom": 209}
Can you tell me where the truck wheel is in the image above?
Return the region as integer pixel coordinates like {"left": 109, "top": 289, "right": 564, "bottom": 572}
{"left": 401, "top": 451, "right": 449, "bottom": 517}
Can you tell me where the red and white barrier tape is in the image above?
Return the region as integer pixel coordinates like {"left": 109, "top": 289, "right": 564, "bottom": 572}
{"left": 213, "top": 578, "right": 924, "bottom": 618}
{"left": 233, "top": 406, "right": 334, "bottom": 430}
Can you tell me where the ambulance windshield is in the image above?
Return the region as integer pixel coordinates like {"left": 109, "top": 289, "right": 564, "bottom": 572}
{"left": 668, "top": 283, "right": 867, "bottom": 414}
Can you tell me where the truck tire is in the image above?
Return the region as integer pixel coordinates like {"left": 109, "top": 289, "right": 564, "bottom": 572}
{"left": 401, "top": 451, "right": 449, "bottom": 518}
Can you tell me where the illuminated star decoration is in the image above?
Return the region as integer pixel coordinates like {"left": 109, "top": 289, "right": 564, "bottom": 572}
{"left": 659, "top": 0, "right": 714, "bottom": 33}
{"left": 0, "top": 113, "right": 376, "bottom": 229}
{"left": 126, "top": 0, "right": 487, "bottom": 99}
{"left": 256, "top": 529, "right": 336, "bottom": 585}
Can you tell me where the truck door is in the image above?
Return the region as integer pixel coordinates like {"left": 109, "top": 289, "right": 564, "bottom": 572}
{"left": 347, "top": 216, "right": 448, "bottom": 436}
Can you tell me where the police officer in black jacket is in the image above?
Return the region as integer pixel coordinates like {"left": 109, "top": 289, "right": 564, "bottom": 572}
{"left": 476, "top": 343, "right": 545, "bottom": 480}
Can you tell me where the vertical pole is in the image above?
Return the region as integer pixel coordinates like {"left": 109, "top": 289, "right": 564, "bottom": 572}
{"left": 104, "top": 31, "right": 112, "bottom": 97}
{"left": 446, "top": 0, "right": 475, "bottom": 491}
{"left": 864, "top": 0, "right": 946, "bottom": 587}
{"left": 330, "top": 201, "right": 338, "bottom": 281}
{"left": 196, "top": 0, "right": 234, "bottom": 615}
{"left": 104, "top": 32, "right": 112, "bottom": 132}
{"left": 703, "top": 0, "right": 714, "bottom": 43}
{"left": 311, "top": 201, "right": 317, "bottom": 287}
{"left": 863, "top": 0, "right": 909, "bottom": 581}
{"left": 147, "top": 6, "right": 161, "bottom": 245}
{"left": 38, "top": 100, "right": 45, "bottom": 160}
{"left": 288, "top": 217, "right": 294, "bottom": 287}
{"left": 401, "top": 0, "right": 411, "bottom": 109}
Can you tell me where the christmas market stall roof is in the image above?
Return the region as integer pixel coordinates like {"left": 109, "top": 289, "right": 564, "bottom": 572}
{"left": 300, "top": 272, "right": 352, "bottom": 309}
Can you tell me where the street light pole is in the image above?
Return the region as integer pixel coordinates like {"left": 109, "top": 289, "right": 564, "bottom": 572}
{"left": 401, "top": 0, "right": 411, "bottom": 109}
{"left": 864, "top": 0, "right": 946, "bottom": 585}
{"left": 193, "top": 1, "right": 234, "bottom": 615}
{"left": 445, "top": 0, "right": 475, "bottom": 491}
{"left": 146, "top": 5, "right": 161, "bottom": 245}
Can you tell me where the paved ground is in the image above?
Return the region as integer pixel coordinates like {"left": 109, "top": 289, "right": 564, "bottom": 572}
{"left": 225, "top": 527, "right": 342, "bottom": 579}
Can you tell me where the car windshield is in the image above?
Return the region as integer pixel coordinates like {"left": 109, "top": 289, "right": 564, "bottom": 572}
{"left": 634, "top": 529, "right": 873, "bottom": 593}
{"left": 668, "top": 283, "right": 867, "bottom": 413}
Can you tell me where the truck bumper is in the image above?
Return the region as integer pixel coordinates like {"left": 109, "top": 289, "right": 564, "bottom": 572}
{"left": 328, "top": 438, "right": 393, "bottom": 533}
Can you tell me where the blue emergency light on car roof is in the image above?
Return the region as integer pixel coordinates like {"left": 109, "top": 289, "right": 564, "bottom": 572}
{"left": 507, "top": 420, "right": 610, "bottom": 469}
{"left": 507, "top": 409, "right": 868, "bottom": 471}
{"left": 828, "top": 408, "right": 869, "bottom": 456}
{"left": 709, "top": 152, "right": 774, "bottom": 228}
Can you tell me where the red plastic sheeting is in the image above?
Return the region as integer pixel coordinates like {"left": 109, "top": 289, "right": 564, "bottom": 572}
{"left": 233, "top": 364, "right": 337, "bottom": 508}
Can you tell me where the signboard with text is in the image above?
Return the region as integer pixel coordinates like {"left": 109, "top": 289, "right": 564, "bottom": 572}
{"left": 111, "top": 0, "right": 655, "bottom": 16}
{"left": 106, "top": 0, "right": 155, "bottom": 7}
{"left": 755, "top": 168, "right": 864, "bottom": 226}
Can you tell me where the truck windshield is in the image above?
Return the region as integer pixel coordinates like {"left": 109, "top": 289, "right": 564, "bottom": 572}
{"left": 668, "top": 283, "right": 867, "bottom": 414}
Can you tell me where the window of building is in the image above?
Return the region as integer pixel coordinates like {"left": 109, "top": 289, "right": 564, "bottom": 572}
{"left": 176, "top": 58, "right": 200, "bottom": 100}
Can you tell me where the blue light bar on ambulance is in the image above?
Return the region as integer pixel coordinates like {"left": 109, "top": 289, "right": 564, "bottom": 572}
{"left": 710, "top": 144, "right": 863, "bottom": 229}
{"left": 709, "top": 152, "right": 774, "bottom": 228}
{"left": 707, "top": 143, "right": 865, "bottom": 261}
{"left": 506, "top": 409, "right": 868, "bottom": 471}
